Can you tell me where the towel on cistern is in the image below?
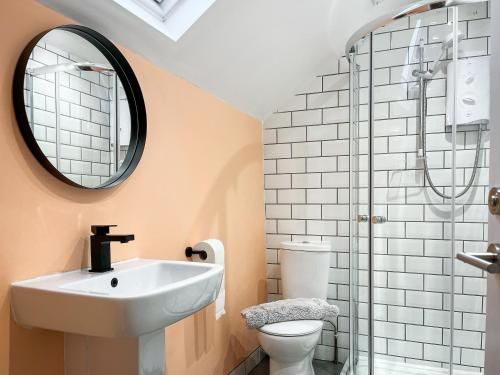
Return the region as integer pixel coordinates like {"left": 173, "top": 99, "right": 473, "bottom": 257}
{"left": 241, "top": 298, "right": 339, "bottom": 329}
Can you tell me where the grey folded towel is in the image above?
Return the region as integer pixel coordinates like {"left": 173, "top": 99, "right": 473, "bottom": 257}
{"left": 241, "top": 298, "right": 339, "bottom": 329}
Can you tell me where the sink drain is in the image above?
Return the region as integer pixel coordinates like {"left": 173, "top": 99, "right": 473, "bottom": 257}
{"left": 111, "top": 278, "right": 118, "bottom": 288}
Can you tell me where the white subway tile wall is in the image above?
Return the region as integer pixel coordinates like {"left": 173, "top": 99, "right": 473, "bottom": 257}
{"left": 262, "top": 2, "right": 489, "bottom": 371}
{"left": 25, "top": 42, "right": 115, "bottom": 186}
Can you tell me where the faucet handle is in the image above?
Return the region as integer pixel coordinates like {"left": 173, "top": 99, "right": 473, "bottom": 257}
{"left": 91, "top": 225, "right": 117, "bottom": 235}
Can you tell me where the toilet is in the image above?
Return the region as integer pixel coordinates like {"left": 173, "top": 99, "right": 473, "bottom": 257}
{"left": 257, "top": 241, "right": 331, "bottom": 375}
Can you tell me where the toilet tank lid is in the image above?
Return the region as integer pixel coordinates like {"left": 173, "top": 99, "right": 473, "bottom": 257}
{"left": 280, "top": 241, "right": 331, "bottom": 252}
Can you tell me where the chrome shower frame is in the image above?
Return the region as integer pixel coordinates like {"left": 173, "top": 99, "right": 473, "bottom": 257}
{"left": 346, "top": 1, "right": 488, "bottom": 374}
{"left": 26, "top": 62, "right": 119, "bottom": 173}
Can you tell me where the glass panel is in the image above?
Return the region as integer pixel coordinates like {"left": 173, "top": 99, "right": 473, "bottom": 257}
{"left": 451, "top": 2, "right": 490, "bottom": 374}
{"left": 371, "top": 6, "right": 455, "bottom": 374}
{"left": 350, "top": 35, "right": 371, "bottom": 375}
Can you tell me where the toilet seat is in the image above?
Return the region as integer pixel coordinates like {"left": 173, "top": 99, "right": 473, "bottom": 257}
{"left": 258, "top": 320, "right": 323, "bottom": 337}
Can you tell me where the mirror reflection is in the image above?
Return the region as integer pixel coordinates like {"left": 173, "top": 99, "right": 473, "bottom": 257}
{"left": 24, "top": 30, "right": 131, "bottom": 188}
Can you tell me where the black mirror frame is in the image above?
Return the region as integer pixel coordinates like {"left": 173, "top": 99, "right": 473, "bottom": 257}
{"left": 12, "top": 25, "right": 147, "bottom": 189}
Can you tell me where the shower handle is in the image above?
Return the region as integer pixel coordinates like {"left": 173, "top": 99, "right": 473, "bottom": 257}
{"left": 357, "top": 215, "right": 369, "bottom": 223}
{"left": 371, "top": 216, "right": 387, "bottom": 224}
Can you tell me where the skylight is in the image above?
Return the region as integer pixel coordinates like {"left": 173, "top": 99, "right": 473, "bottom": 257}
{"left": 112, "top": 0, "right": 216, "bottom": 41}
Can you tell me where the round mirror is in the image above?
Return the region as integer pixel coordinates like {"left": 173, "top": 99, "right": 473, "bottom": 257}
{"left": 13, "top": 25, "right": 146, "bottom": 189}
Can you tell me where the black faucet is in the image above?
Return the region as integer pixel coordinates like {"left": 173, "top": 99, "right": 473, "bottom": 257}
{"left": 90, "top": 225, "right": 134, "bottom": 272}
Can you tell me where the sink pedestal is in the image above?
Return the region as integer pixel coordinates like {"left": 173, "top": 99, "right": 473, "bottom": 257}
{"left": 65, "top": 329, "right": 166, "bottom": 375}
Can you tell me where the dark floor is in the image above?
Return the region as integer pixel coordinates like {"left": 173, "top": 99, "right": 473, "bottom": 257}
{"left": 249, "top": 356, "right": 344, "bottom": 375}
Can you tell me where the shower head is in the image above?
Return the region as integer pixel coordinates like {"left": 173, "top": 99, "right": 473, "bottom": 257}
{"left": 423, "top": 32, "right": 465, "bottom": 78}
{"left": 73, "top": 62, "right": 114, "bottom": 73}
{"left": 27, "top": 62, "right": 114, "bottom": 76}
{"left": 441, "top": 32, "right": 465, "bottom": 50}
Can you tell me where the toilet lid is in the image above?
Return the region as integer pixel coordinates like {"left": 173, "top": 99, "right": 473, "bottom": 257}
{"left": 258, "top": 320, "right": 323, "bottom": 337}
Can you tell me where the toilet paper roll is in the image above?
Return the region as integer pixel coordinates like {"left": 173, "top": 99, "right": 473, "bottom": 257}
{"left": 192, "top": 239, "right": 225, "bottom": 319}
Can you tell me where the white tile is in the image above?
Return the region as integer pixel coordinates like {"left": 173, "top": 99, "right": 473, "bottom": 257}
{"left": 263, "top": 160, "right": 276, "bottom": 174}
{"left": 424, "top": 274, "right": 452, "bottom": 293}
{"left": 374, "top": 321, "right": 405, "bottom": 340}
{"left": 266, "top": 205, "right": 291, "bottom": 219}
{"left": 373, "top": 222, "right": 405, "bottom": 238}
{"left": 406, "top": 290, "right": 443, "bottom": 309}
{"left": 277, "top": 158, "right": 305, "bottom": 173}
{"left": 292, "top": 205, "right": 321, "bottom": 219}
{"left": 388, "top": 205, "right": 423, "bottom": 222}
{"left": 277, "top": 127, "right": 306, "bottom": 143}
{"left": 453, "top": 294, "right": 482, "bottom": 313}
{"left": 60, "top": 144, "right": 81, "bottom": 160}
{"left": 277, "top": 95, "right": 306, "bottom": 112}
{"left": 463, "top": 277, "right": 487, "bottom": 296}
{"left": 323, "top": 205, "right": 349, "bottom": 220}
{"left": 307, "top": 189, "right": 337, "bottom": 204}
{"left": 468, "top": 18, "right": 491, "bottom": 38}
{"left": 462, "top": 313, "right": 485, "bottom": 331}
{"left": 82, "top": 148, "right": 100, "bottom": 163}
{"left": 308, "top": 92, "right": 338, "bottom": 109}
{"left": 92, "top": 162, "right": 110, "bottom": 176}
{"left": 70, "top": 133, "right": 91, "bottom": 148}
{"left": 277, "top": 189, "right": 305, "bottom": 204}
{"left": 69, "top": 75, "right": 91, "bottom": 94}
{"left": 373, "top": 49, "right": 408, "bottom": 68}
{"left": 264, "top": 144, "right": 291, "bottom": 159}
{"left": 277, "top": 220, "right": 305, "bottom": 234}
{"left": 292, "top": 142, "right": 321, "bottom": 157}
{"left": 387, "top": 306, "right": 423, "bottom": 325}
{"left": 374, "top": 287, "right": 405, "bottom": 305}
{"left": 265, "top": 175, "right": 290, "bottom": 189}
{"left": 324, "top": 107, "right": 349, "bottom": 123}
{"left": 373, "top": 153, "right": 406, "bottom": 170}
{"left": 388, "top": 272, "right": 423, "bottom": 290}
{"left": 307, "top": 220, "right": 336, "bottom": 236}
{"left": 70, "top": 160, "right": 91, "bottom": 174}
{"left": 322, "top": 140, "right": 349, "bottom": 156}
{"left": 374, "top": 255, "right": 405, "bottom": 272}
{"left": 306, "top": 157, "right": 336, "bottom": 173}
{"left": 292, "top": 173, "right": 321, "bottom": 188}
{"left": 323, "top": 172, "right": 349, "bottom": 188}
{"left": 388, "top": 238, "right": 423, "bottom": 256}
{"left": 406, "top": 256, "right": 443, "bottom": 274}
{"left": 262, "top": 129, "right": 276, "bottom": 144}
{"left": 292, "top": 110, "right": 321, "bottom": 126}
{"left": 406, "top": 324, "right": 443, "bottom": 344}
{"left": 406, "top": 222, "right": 443, "bottom": 239}
{"left": 91, "top": 136, "right": 109, "bottom": 151}
{"left": 265, "top": 112, "right": 291, "bottom": 128}
{"left": 323, "top": 73, "right": 349, "bottom": 91}
{"left": 461, "top": 348, "right": 485, "bottom": 368}
{"left": 387, "top": 339, "right": 423, "bottom": 359}
{"left": 307, "top": 124, "right": 337, "bottom": 141}
{"left": 60, "top": 86, "right": 80, "bottom": 104}
{"left": 91, "top": 110, "right": 109, "bottom": 125}
{"left": 373, "top": 119, "right": 406, "bottom": 137}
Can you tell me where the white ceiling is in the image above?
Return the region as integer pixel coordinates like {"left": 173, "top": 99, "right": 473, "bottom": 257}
{"left": 38, "top": 0, "right": 416, "bottom": 121}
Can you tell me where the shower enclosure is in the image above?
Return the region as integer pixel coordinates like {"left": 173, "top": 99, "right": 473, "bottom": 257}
{"left": 24, "top": 46, "right": 131, "bottom": 187}
{"left": 348, "top": 1, "right": 490, "bottom": 374}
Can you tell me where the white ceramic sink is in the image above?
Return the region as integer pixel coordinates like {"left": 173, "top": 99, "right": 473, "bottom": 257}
{"left": 11, "top": 258, "right": 224, "bottom": 338}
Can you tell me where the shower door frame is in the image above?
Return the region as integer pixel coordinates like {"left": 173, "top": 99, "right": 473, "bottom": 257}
{"left": 347, "top": 1, "right": 478, "bottom": 374}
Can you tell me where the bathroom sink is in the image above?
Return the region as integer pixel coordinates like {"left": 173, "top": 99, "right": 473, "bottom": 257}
{"left": 11, "top": 258, "right": 224, "bottom": 338}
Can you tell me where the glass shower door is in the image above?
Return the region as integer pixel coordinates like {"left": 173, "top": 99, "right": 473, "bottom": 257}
{"left": 350, "top": 35, "right": 371, "bottom": 375}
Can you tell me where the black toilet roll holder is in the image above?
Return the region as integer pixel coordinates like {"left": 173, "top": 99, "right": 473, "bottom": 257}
{"left": 185, "top": 246, "right": 208, "bottom": 260}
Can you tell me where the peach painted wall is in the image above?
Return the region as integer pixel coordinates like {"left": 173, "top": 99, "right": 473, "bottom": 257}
{"left": 0, "top": 1, "right": 267, "bottom": 374}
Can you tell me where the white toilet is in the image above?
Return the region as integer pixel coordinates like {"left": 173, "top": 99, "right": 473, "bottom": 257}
{"left": 258, "top": 241, "right": 331, "bottom": 375}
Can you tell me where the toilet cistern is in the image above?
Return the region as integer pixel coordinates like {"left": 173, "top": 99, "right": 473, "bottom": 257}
{"left": 90, "top": 225, "right": 134, "bottom": 272}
